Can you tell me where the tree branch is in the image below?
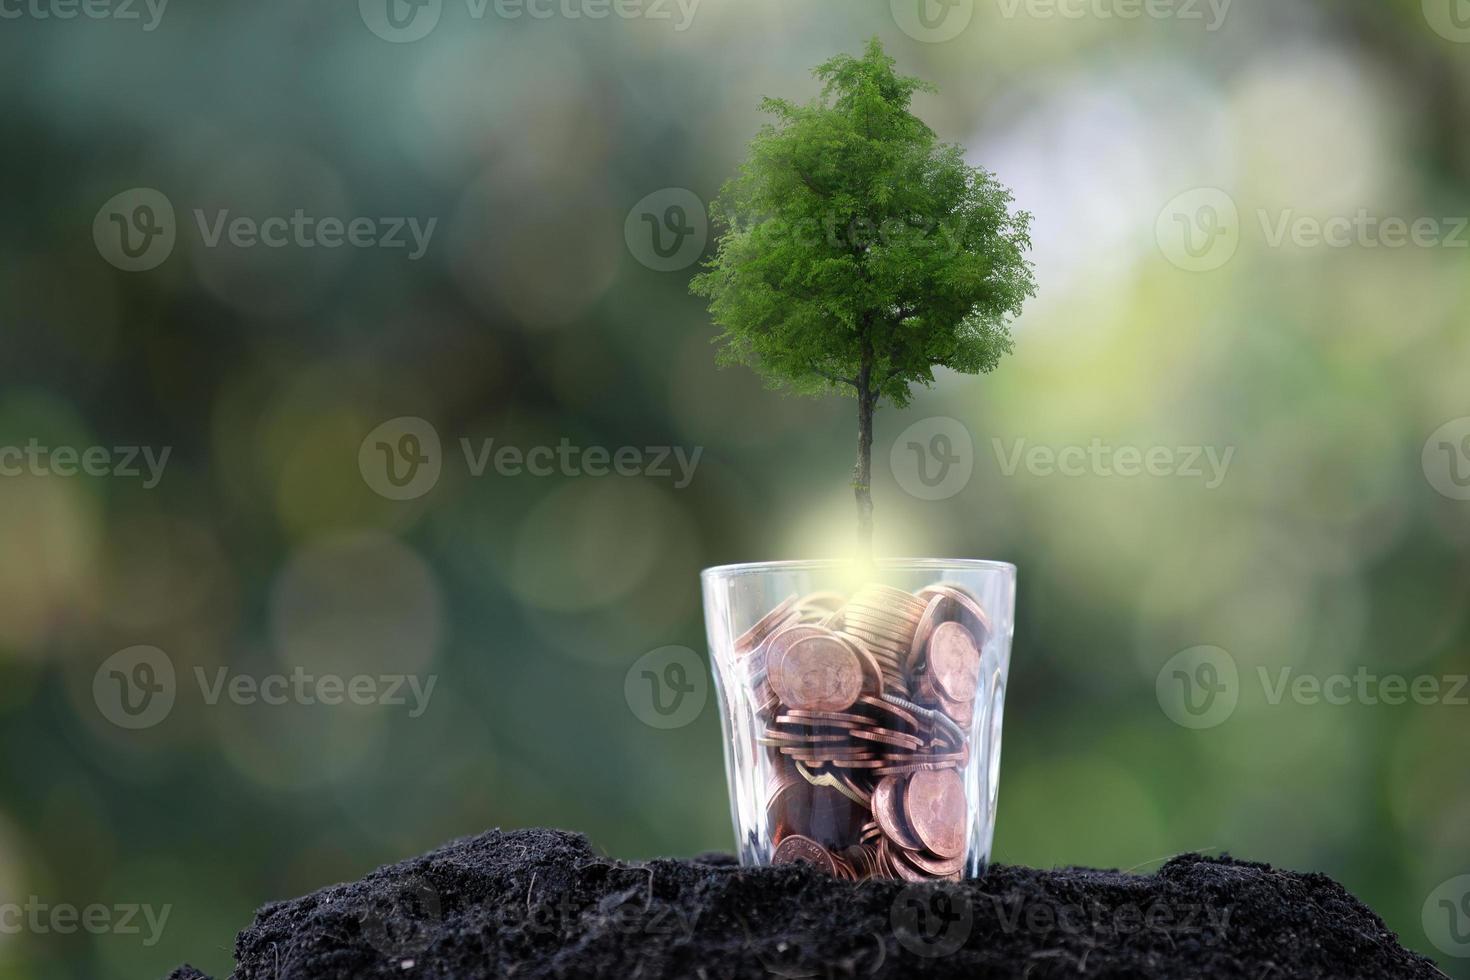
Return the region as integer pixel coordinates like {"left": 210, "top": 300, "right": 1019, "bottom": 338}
{"left": 810, "top": 362, "right": 857, "bottom": 388}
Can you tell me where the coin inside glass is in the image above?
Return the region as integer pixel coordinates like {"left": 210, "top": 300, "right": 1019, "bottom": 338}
{"left": 774, "top": 634, "right": 864, "bottom": 712}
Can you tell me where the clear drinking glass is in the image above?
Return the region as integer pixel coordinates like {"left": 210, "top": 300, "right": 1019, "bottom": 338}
{"left": 701, "top": 559, "right": 1015, "bottom": 881}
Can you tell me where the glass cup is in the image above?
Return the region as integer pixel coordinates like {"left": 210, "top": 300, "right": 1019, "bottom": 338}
{"left": 701, "top": 559, "right": 1015, "bottom": 880}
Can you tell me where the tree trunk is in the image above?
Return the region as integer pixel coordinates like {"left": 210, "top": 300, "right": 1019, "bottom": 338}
{"left": 853, "top": 343, "right": 875, "bottom": 561}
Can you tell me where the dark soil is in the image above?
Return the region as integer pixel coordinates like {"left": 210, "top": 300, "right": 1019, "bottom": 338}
{"left": 168, "top": 827, "right": 1442, "bottom": 979}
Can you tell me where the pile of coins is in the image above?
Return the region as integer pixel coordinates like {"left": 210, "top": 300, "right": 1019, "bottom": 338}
{"left": 733, "top": 583, "right": 990, "bottom": 881}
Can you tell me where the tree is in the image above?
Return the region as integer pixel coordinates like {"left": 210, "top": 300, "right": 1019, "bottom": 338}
{"left": 691, "top": 38, "right": 1036, "bottom": 559}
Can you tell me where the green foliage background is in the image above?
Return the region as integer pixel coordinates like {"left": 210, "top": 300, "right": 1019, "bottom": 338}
{"left": 1, "top": 1, "right": 1468, "bottom": 977}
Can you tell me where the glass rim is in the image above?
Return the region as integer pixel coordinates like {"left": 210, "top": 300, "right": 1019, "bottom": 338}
{"left": 701, "top": 558, "right": 1017, "bottom": 580}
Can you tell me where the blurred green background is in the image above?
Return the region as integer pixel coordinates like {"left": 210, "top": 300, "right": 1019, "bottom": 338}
{"left": 2, "top": 0, "right": 1469, "bottom": 976}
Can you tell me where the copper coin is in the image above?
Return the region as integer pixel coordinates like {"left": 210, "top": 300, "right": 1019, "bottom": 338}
{"left": 881, "top": 838, "right": 929, "bottom": 882}
{"left": 857, "top": 695, "right": 921, "bottom": 730}
{"left": 842, "top": 844, "right": 878, "bottom": 879}
{"left": 839, "top": 629, "right": 909, "bottom": 660}
{"left": 848, "top": 726, "right": 925, "bottom": 751}
{"left": 763, "top": 624, "right": 829, "bottom": 706}
{"left": 889, "top": 844, "right": 941, "bottom": 882}
{"left": 904, "top": 848, "right": 966, "bottom": 877}
{"left": 777, "top": 709, "right": 870, "bottom": 727}
{"left": 908, "top": 593, "right": 950, "bottom": 674}
{"left": 735, "top": 595, "right": 799, "bottom": 655}
{"left": 772, "top": 835, "right": 839, "bottom": 874}
{"left": 938, "top": 691, "right": 974, "bottom": 728}
{"left": 772, "top": 634, "right": 864, "bottom": 712}
{"left": 871, "top": 775, "right": 925, "bottom": 852}
{"left": 840, "top": 610, "right": 915, "bottom": 638}
{"left": 919, "top": 584, "right": 992, "bottom": 648}
{"left": 927, "top": 621, "right": 981, "bottom": 703}
{"left": 858, "top": 584, "right": 927, "bottom": 610}
{"left": 760, "top": 730, "right": 853, "bottom": 745}
{"left": 841, "top": 621, "right": 917, "bottom": 649}
{"left": 845, "top": 595, "right": 920, "bottom": 618}
{"left": 787, "top": 752, "right": 876, "bottom": 764}
{"left": 833, "top": 633, "right": 885, "bottom": 695}
{"left": 904, "top": 769, "right": 967, "bottom": 859}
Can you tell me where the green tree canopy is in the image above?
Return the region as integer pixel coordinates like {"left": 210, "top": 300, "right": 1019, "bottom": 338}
{"left": 692, "top": 38, "right": 1036, "bottom": 554}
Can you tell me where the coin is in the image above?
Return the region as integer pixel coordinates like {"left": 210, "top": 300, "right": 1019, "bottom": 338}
{"left": 764, "top": 624, "right": 831, "bottom": 709}
{"left": 740, "top": 583, "right": 992, "bottom": 880}
{"left": 760, "top": 730, "right": 854, "bottom": 745}
{"left": 880, "top": 837, "right": 929, "bottom": 882}
{"left": 908, "top": 593, "right": 949, "bottom": 674}
{"left": 777, "top": 709, "right": 871, "bottom": 727}
{"left": 782, "top": 745, "right": 880, "bottom": 760}
{"left": 928, "top": 621, "right": 981, "bottom": 703}
{"left": 888, "top": 843, "right": 938, "bottom": 883}
{"left": 848, "top": 726, "right": 925, "bottom": 751}
{"left": 825, "top": 758, "right": 889, "bottom": 769}
{"left": 772, "top": 835, "right": 839, "bottom": 875}
{"left": 918, "top": 584, "right": 992, "bottom": 649}
{"left": 839, "top": 613, "right": 914, "bottom": 641}
{"left": 903, "top": 847, "right": 966, "bottom": 877}
{"left": 772, "top": 633, "right": 864, "bottom": 712}
{"left": 736, "top": 595, "right": 800, "bottom": 655}
{"left": 834, "top": 633, "right": 885, "bottom": 696}
{"left": 858, "top": 695, "right": 920, "bottom": 730}
{"left": 904, "top": 769, "right": 967, "bottom": 859}
{"left": 871, "top": 775, "right": 925, "bottom": 852}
